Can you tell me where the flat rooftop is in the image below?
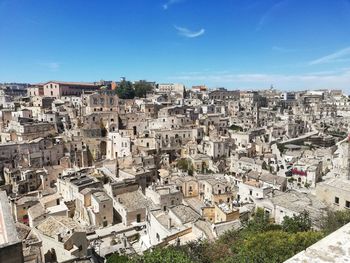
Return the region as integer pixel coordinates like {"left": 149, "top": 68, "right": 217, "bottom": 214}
{"left": 117, "top": 190, "right": 152, "bottom": 210}
{"left": 319, "top": 177, "right": 350, "bottom": 192}
{"left": 92, "top": 191, "right": 111, "bottom": 202}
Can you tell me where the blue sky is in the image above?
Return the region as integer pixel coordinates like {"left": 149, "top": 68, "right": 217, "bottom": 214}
{"left": 1, "top": 0, "right": 350, "bottom": 91}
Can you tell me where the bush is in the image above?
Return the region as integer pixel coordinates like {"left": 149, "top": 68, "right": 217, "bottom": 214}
{"left": 321, "top": 209, "right": 350, "bottom": 235}
{"left": 282, "top": 211, "right": 311, "bottom": 233}
{"left": 106, "top": 254, "right": 129, "bottom": 263}
{"left": 231, "top": 230, "right": 324, "bottom": 263}
{"left": 229, "top": 124, "right": 243, "bottom": 131}
{"left": 132, "top": 247, "right": 193, "bottom": 263}
{"left": 108, "top": 208, "right": 350, "bottom": 263}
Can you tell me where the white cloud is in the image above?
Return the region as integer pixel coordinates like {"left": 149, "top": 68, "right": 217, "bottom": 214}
{"left": 309, "top": 46, "right": 350, "bottom": 65}
{"left": 169, "top": 69, "right": 350, "bottom": 92}
{"left": 39, "top": 62, "right": 61, "bottom": 72}
{"left": 174, "top": 25, "right": 205, "bottom": 38}
{"left": 163, "top": 0, "right": 183, "bottom": 10}
{"left": 257, "top": 0, "right": 289, "bottom": 31}
{"left": 272, "top": 46, "right": 296, "bottom": 52}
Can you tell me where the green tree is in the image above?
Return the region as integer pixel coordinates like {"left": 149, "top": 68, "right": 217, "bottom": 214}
{"left": 106, "top": 253, "right": 130, "bottom": 263}
{"left": 132, "top": 247, "right": 193, "bottom": 263}
{"left": 134, "top": 81, "right": 153, "bottom": 98}
{"left": 116, "top": 80, "right": 135, "bottom": 99}
{"left": 177, "top": 158, "right": 192, "bottom": 171}
{"left": 231, "top": 230, "right": 324, "bottom": 263}
{"left": 321, "top": 209, "right": 350, "bottom": 235}
{"left": 243, "top": 208, "right": 271, "bottom": 232}
{"left": 282, "top": 210, "right": 312, "bottom": 233}
{"left": 179, "top": 240, "right": 214, "bottom": 263}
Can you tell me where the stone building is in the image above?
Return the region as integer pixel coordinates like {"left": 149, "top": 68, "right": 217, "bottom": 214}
{"left": 113, "top": 189, "right": 151, "bottom": 226}
{"left": 43, "top": 81, "right": 102, "bottom": 98}
{"left": 145, "top": 184, "right": 183, "bottom": 211}
{"left": 57, "top": 170, "right": 102, "bottom": 201}
{"left": 34, "top": 216, "right": 88, "bottom": 262}
{"left": 4, "top": 168, "right": 46, "bottom": 194}
{"left": 209, "top": 88, "right": 239, "bottom": 101}
{"left": 316, "top": 178, "right": 350, "bottom": 210}
{"left": 146, "top": 204, "right": 200, "bottom": 247}
{"left": 75, "top": 188, "right": 113, "bottom": 227}
{"left": 82, "top": 92, "right": 119, "bottom": 114}
{"left": 5, "top": 119, "right": 57, "bottom": 141}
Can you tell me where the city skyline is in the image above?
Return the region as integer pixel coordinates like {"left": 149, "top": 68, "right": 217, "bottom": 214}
{"left": 1, "top": 0, "right": 350, "bottom": 91}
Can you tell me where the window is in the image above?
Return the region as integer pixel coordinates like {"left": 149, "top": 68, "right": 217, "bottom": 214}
{"left": 346, "top": 201, "right": 350, "bottom": 209}
{"left": 136, "top": 214, "right": 141, "bottom": 223}
{"left": 335, "top": 197, "right": 339, "bottom": 205}
{"left": 249, "top": 190, "right": 252, "bottom": 196}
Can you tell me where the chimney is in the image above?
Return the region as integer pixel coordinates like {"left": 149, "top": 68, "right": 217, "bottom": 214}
{"left": 168, "top": 218, "right": 172, "bottom": 229}
{"left": 122, "top": 233, "right": 127, "bottom": 248}
{"left": 115, "top": 153, "right": 119, "bottom": 178}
